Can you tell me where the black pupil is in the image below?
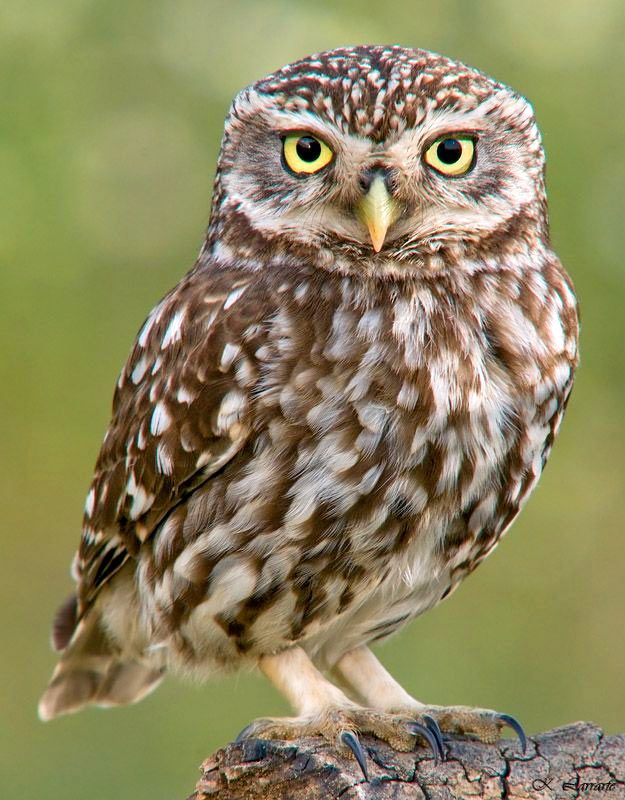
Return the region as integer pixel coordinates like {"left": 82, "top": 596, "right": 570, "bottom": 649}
{"left": 437, "top": 138, "right": 463, "bottom": 164}
{"left": 296, "top": 136, "right": 321, "bottom": 162}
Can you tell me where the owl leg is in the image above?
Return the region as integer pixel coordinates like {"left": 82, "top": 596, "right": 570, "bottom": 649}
{"left": 333, "top": 645, "right": 526, "bottom": 756}
{"left": 236, "top": 646, "right": 440, "bottom": 780}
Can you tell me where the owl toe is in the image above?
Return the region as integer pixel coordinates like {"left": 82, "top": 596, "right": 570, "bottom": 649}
{"left": 413, "top": 704, "right": 527, "bottom": 753}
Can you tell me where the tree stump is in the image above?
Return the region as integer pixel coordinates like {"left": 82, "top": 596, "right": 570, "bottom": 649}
{"left": 189, "top": 722, "right": 625, "bottom": 799}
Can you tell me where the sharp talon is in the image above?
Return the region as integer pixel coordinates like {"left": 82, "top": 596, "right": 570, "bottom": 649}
{"left": 340, "top": 730, "right": 369, "bottom": 781}
{"left": 235, "top": 723, "right": 255, "bottom": 743}
{"left": 497, "top": 713, "right": 527, "bottom": 753}
{"left": 408, "top": 721, "right": 442, "bottom": 762}
{"left": 422, "top": 714, "right": 446, "bottom": 760}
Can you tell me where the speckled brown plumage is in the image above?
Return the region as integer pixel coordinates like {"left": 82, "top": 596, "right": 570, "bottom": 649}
{"left": 40, "top": 45, "right": 578, "bottom": 766}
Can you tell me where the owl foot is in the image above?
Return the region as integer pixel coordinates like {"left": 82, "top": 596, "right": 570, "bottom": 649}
{"left": 333, "top": 647, "right": 526, "bottom": 757}
{"left": 410, "top": 705, "right": 527, "bottom": 754}
{"left": 236, "top": 707, "right": 444, "bottom": 781}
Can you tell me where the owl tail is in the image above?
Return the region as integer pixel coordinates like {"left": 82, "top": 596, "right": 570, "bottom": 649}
{"left": 38, "top": 594, "right": 165, "bottom": 721}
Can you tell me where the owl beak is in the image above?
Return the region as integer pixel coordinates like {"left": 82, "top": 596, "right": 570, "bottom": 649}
{"left": 357, "top": 175, "right": 401, "bottom": 252}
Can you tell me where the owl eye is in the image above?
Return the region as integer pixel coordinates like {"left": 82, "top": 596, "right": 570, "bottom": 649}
{"left": 282, "top": 133, "right": 334, "bottom": 175}
{"left": 424, "top": 136, "right": 475, "bottom": 177}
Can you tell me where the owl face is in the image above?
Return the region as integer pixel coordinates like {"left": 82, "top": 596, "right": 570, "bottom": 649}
{"left": 211, "top": 46, "right": 547, "bottom": 270}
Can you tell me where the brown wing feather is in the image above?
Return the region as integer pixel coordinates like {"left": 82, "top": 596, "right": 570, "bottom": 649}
{"left": 74, "top": 264, "right": 269, "bottom": 614}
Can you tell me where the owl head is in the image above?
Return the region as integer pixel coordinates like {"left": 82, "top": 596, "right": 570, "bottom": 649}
{"left": 207, "top": 46, "right": 547, "bottom": 275}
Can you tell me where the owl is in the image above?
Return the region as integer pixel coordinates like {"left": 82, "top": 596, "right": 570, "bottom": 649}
{"left": 39, "top": 45, "right": 578, "bottom": 777}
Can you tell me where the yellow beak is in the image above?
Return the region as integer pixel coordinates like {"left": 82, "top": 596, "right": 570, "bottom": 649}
{"left": 357, "top": 175, "right": 400, "bottom": 252}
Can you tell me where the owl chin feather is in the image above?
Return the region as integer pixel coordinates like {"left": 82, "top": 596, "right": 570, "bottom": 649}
{"left": 40, "top": 44, "right": 577, "bottom": 776}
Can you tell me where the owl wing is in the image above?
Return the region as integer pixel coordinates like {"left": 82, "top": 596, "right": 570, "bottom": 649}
{"left": 73, "top": 265, "right": 268, "bottom": 617}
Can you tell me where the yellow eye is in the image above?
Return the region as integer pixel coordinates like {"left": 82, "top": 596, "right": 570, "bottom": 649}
{"left": 282, "top": 133, "right": 333, "bottom": 175}
{"left": 424, "top": 136, "right": 475, "bottom": 176}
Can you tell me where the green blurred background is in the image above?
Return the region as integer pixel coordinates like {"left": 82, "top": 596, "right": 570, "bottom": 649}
{"left": 2, "top": 1, "right": 624, "bottom": 797}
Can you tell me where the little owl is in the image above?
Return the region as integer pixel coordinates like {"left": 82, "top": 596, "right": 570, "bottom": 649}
{"left": 39, "top": 45, "right": 579, "bottom": 776}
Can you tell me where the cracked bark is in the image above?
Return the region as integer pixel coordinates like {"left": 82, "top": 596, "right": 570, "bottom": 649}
{"left": 188, "top": 723, "right": 625, "bottom": 799}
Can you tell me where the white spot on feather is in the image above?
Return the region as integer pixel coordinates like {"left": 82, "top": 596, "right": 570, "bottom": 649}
{"left": 173, "top": 531, "right": 235, "bottom": 580}
{"left": 150, "top": 401, "right": 171, "bottom": 435}
{"left": 397, "top": 381, "right": 419, "bottom": 411}
{"left": 358, "top": 463, "right": 384, "bottom": 495}
{"left": 161, "top": 308, "right": 186, "bottom": 349}
{"left": 223, "top": 284, "right": 248, "bottom": 310}
{"left": 468, "top": 491, "right": 498, "bottom": 534}
{"left": 81, "top": 526, "right": 101, "bottom": 546}
{"left": 543, "top": 306, "right": 566, "bottom": 353}
{"left": 356, "top": 308, "right": 383, "bottom": 340}
{"left": 176, "top": 386, "right": 195, "bottom": 405}
{"left": 294, "top": 282, "right": 309, "bottom": 301}
{"left": 84, "top": 488, "right": 95, "bottom": 518}
{"left": 220, "top": 342, "right": 241, "bottom": 372}
{"left": 131, "top": 357, "right": 149, "bottom": 384}
{"left": 345, "top": 372, "right": 371, "bottom": 402}
{"left": 127, "top": 472, "right": 138, "bottom": 495}
{"left": 553, "top": 361, "right": 571, "bottom": 391}
{"left": 195, "top": 451, "right": 213, "bottom": 468}
{"left": 216, "top": 390, "right": 246, "bottom": 433}
{"left": 195, "top": 556, "right": 257, "bottom": 611}
{"left": 156, "top": 442, "right": 174, "bottom": 475}
{"left": 138, "top": 302, "right": 165, "bottom": 347}
{"left": 356, "top": 402, "right": 389, "bottom": 433}
{"left": 129, "top": 484, "right": 154, "bottom": 520}
{"left": 136, "top": 425, "right": 147, "bottom": 450}
{"left": 235, "top": 358, "right": 255, "bottom": 387}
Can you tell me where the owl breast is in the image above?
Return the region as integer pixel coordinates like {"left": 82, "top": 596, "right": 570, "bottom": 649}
{"left": 138, "top": 262, "right": 576, "bottom": 673}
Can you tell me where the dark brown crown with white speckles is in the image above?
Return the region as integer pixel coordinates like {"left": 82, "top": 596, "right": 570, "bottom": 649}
{"left": 252, "top": 45, "right": 503, "bottom": 141}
